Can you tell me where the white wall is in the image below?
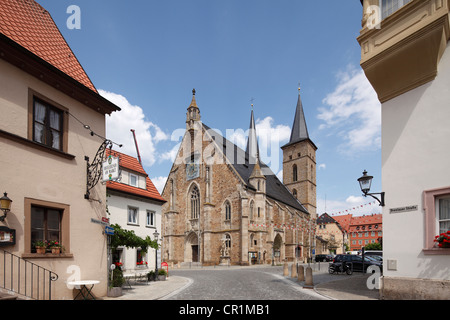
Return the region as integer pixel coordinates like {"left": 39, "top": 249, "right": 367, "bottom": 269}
{"left": 382, "top": 41, "right": 450, "bottom": 280}
{"left": 107, "top": 192, "right": 162, "bottom": 272}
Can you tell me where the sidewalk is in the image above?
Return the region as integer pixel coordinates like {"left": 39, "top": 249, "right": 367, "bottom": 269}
{"left": 102, "top": 275, "right": 192, "bottom": 300}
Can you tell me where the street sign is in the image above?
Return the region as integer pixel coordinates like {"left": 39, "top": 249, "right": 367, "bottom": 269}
{"left": 105, "top": 226, "right": 114, "bottom": 235}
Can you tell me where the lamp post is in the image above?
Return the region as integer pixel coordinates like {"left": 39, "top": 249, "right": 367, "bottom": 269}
{"left": 153, "top": 229, "right": 159, "bottom": 275}
{"left": 0, "top": 192, "right": 12, "bottom": 222}
{"left": 357, "top": 170, "right": 385, "bottom": 206}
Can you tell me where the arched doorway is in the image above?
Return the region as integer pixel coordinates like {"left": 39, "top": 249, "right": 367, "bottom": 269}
{"left": 185, "top": 232, "right": 199, "bottom": 262}
{"left": 273, "top": 234, "right": 283, "bottom": 264}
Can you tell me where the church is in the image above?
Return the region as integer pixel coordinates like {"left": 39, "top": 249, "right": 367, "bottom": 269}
{"left": 161, "top": 89, "right": 317, "bottom": 266}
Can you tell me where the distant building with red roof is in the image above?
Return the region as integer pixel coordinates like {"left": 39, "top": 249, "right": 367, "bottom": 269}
{"left": 105, "top": 149, "right": 165, "bottom": 272}
{"left": 348, "top": 214, "right": 382, "bottom": 251}
{"left": 316, "top": 213, "right": 382, "bottom": 253}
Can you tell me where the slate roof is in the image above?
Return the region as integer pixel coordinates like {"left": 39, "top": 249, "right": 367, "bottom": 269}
{"left": 203, "top": 123, "right": 309, "bottom": 214}
{"left": 282, "top": 92, "right": 317, "bottom": 150}
{"left": 0, "top": 0, "right": 97, "bottom": 92}
{"left": 106, "top": 149, "right": 165, "bottom": 203}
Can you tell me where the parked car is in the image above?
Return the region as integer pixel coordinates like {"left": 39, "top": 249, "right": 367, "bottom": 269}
{"left": 315, "top": 254, "right": 333, "bottom": 262}
{"left": 364, "top": 250, "right": 383, "bottom": 257}
{"left": 331, "top": 254, "right": 382, "bottom": 273}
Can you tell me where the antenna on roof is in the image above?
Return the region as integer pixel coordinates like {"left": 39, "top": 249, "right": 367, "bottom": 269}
{"left": 130, "top": 129, "right": 142, "bottom": 165}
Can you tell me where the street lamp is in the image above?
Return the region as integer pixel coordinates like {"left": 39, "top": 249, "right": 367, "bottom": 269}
{"left": 153, "top": 229, "right": 159, "bottom": 275}
{"left": 0, "top": 192, "right": 12, "bottom": 222}
{"left": 357, "top": 170, "right": 385, "bottom": 206}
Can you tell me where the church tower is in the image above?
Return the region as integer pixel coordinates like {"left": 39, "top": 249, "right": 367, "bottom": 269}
{"left": 281, "top": 88, "right": 317, "bottom": 219}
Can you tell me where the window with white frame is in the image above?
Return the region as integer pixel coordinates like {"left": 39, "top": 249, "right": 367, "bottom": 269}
{"left": 128, "top": 207, "right": 138, "bottom": 225}
{"left": 437, "top": 197, "right": 450, "bottom": 235}
{"left": 129, "top": 173, "right": 138, "bottom": 187}
{"left": 146, "top": 210, "right": 155, "bottom": 227}
{"left": 381, "top": 0, "right": 411, "bottom": 20}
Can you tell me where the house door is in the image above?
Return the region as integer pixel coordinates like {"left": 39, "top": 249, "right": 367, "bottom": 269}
{"left": 192, "top": 245, "right": 199, "bottom": 262}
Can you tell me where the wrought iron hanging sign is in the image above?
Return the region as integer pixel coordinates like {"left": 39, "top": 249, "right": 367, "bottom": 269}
{"left": 84, "top": 139, "right": 113, "bottom": 200}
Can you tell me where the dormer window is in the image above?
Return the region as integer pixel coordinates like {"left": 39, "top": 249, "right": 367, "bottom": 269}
{"left": 129, "top": 173, "right": 138, "bottom": 187}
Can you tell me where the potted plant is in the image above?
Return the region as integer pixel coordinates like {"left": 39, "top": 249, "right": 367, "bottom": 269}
{"left": 147, "top": 270, "right": 156, "bottom": 281}
{"left": 434, "top": 231, "right": 450, "bottom": 248}
{"left": 33, "top": 240, "right": 47, "bottom": 254}
{"left": 48, "top": 240, "right": 64, "bottom": 254}
{"left": 157, "top": 269, "right": 167, "bottom": 281}
{"left": 108, "top": 266, "right": 125, "bottom": 297}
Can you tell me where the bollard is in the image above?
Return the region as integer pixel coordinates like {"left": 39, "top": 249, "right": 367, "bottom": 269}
{"left": 297, "top": 265, "right": 305, "bottom": 281}
{"left": 283, "top": 262, "right": 289, "bottom": 276}
{"left": 304, "top": 266, "right": 313, "bottom": 288}
{"left": 291, "top": 263, "right": 297, "bottom": 278}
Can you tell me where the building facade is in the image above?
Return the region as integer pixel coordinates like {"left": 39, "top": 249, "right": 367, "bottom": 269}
{"left": 161, "top": 89, "right": 317, "bottom": 266}
{"left": 316, "top": 213, "right": 348, "bottom": 255}
{"left": 106, "top": 149, "right": 165, "bottom": 273}
{"left": 358, "top": 0, "right": 450, "bottom": 299}
{"left": 0, "top": 0, "right": 120, "bottom": 299}
{"left": 347, "top": 214, "right": 382, "bottom": 251}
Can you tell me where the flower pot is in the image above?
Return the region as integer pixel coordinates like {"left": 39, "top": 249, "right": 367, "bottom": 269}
{"left": 158, "top": 275, "right": 166, "bottom": 281}
{"left": 107, "top": 286, "right": 123, "bottom": 297}
{"left": 438, "top": 242, "right": 450, "bottom": 248}
{"left": 51, "top": 247, "right": 61, "bottom": 254}
{"left": 36, "top": 247, "right": 46, "bottom": 254}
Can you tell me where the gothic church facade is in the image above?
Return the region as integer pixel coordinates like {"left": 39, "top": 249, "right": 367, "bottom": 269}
{"left": 161, "top": 89, "right": 317, "bottom": 266}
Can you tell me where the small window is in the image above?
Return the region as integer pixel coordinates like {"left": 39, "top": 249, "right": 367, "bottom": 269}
{"left": 128, "top": 207, "right": 139, "bottom": 225}
{"left": 31, "top": 206, "right": 62, "bottom": 253}
{"left": 146, "top": 210, "right": 155, "bottom": 227}
{"left": 129, "top": 174, "right": 138, "bottom": 187}
{"left": 293, "top": 164, "right": 298, "bottom": 182}
{"left": 437, "top": 198, "right": 450, "bottom": 235}
{"left": 33, "top": 98, "right": 63, "bottom": 150}
{"left": 225, "top": 201, "right": 231, "bottom": 221}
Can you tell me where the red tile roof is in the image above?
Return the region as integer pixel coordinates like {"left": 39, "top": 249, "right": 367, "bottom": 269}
{"left": 348, "top": 214, "right": 382, "bottom": 232}
{"left": 333, "top": 214, "right": 353, "bottom": 232}
{"left": 0, "top": 0, "right": 97, "bottom": 92}
{"left": 105, "top": 149, "right": 165, "bottom": 203}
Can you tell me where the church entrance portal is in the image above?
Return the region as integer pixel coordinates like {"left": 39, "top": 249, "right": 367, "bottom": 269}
{"left": 192, "top": 245, "right": 199, "bottom": 262}
{"left": 185, "top": 232, "right": 199, "bottom": 263}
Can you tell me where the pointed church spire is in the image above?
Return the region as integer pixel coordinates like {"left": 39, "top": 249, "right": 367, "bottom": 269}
{"left": 246, "top": 104, "right": 259, "bottom": 162}
{"left": 186, "top": 88, "right": 201, "bottom": 130}
{"left": 288, "top": 86, "right": 309, "bottom": 144}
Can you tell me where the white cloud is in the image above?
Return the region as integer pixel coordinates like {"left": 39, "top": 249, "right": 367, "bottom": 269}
{"left": 100, "top": 90, "right": 169, "bottom": 166}
{"left": 318, "top": 163, "right": 326, "bottom": 170}
{"left": 151, "top": 176, "right": 168, "bottom": 193}
{"left": 317, "top": 66, "right": 381, "bottom": 155}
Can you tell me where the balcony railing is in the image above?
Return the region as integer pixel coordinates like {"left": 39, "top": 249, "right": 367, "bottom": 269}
{"left": 0, "top": 249, "right": 58, "bottom": 300}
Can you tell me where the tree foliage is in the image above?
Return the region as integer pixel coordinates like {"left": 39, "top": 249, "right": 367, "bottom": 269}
{"left": 364, "top": 242, "right": 382, "bottom": 251}
{"left": 110, "top": 223, "right": 158, "bottom": 253}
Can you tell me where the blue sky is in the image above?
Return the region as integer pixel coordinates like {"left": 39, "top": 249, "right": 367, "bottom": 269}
{"left": 39, "top": 0, "right": 382, "bottom": 217}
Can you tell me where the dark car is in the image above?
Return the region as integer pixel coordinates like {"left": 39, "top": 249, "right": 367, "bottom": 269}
{"left": 315, "top": 254, "right": 333, "bottom": 262}
{"left": 331, "top": 254, "right": 382, "bottom": 273}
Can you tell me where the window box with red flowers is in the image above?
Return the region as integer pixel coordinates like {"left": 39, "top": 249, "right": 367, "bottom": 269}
{"left": 136, "top": 261, "right": 148, "bottom": 268}
{"left": 434, "top": 231, "right": 450, "bottom": 248}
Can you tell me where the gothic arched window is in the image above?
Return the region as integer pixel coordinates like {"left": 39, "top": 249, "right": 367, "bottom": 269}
{"left": 250, "top": 201, "right": 254, "bottom": 220}
{"left": 190, "top": 185, "right": 200, "bottom": 219}
{"left": 293, "top": 189, "right": 297, "bottom": 199}
{"left": 225, "top": 201, "right": 231, "bottom": 220}
{"left": 293, "top": 164, "right": 298, "bottom": 182}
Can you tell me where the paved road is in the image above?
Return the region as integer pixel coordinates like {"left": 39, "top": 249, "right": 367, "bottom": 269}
{"left": 165, "top": 265, "right": 329, "bottom": 300}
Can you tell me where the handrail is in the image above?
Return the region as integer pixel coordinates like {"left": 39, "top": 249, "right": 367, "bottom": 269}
{"left": 0, "top": 249, "right": 58, "bottom": 300}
